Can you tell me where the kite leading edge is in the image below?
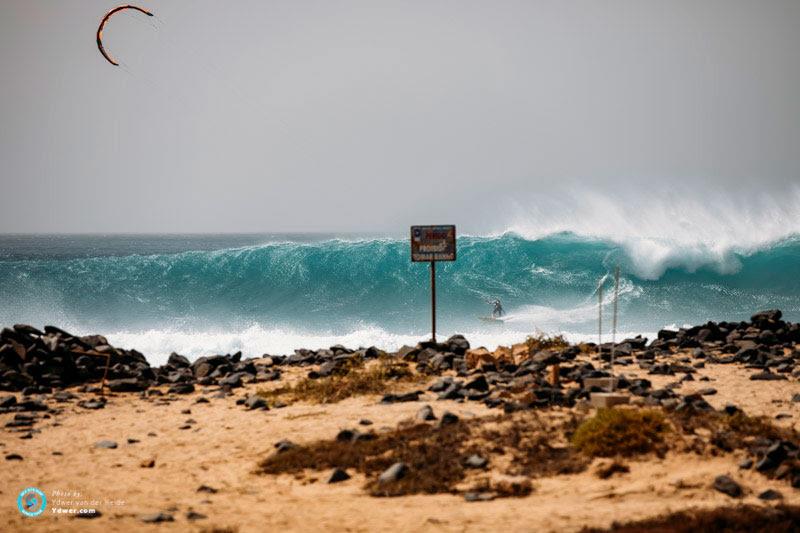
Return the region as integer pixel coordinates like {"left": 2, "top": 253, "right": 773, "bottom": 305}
{"left": 96, "top": 5, "right": 154, "bottom": 66}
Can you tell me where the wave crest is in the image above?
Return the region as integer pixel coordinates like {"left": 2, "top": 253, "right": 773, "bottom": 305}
{"left": 502, "top": 187, "right": 800, "bottom": 279}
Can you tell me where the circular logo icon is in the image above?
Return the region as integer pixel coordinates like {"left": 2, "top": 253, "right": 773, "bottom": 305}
{"left": 17, "top": 487, "right": 47, "bottom": 517}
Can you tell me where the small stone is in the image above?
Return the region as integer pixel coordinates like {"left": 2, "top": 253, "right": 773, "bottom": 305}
{"left": 219, "top": 373, "right": 243, "bottom": 388}
{"left": 181, "top": 409, "right": 191, "bottom": 414}
{"left": 196, "top": 485, "right": 218, "bottom": 494}
{"left": 244, "top": 395, "right": 268, "bottom": 410}
{"left": 464, "top": 491, "right": 495, "bottom": 502}
{"left": 437, "top": 411, "right": 459, "bottom": 427}
{"left": 336, "top": 429, "right": 357, "bottom": 442}
{"left": 107, "top": 378, "right": 148, "bottom": 393}
{"left": 750, "top": 371, "right": 786, "bottom": 381}
{"left": 758, "top": 489, "right": 783, "bottom": 501}
{"left": 739, "top": 458, "right": 753, "bottom": 470}
{"left": 0, "top": 395, "right": 17, "bottom": 408}
{"left": 95, "top": 440, "right": 118, "bottom": 449}
{"left": 380, "top": 391, "right": 420, "bottom": 404}
{"left": 275, "top": 439, "right": 296, "bottom": 453}
{"left": 195, "top": 397, "right": 210, "bottom": 404}
{"left": 723, "top": 404, "right": 740, "bottom": 416}
{"left": 5, "top": 419, "right": 34, "bottom": 428}
{"left": 756, "top": 443, "right": 788, "bottom": 472}
{"left": 358, "top": 419, "right": 373, "bottom": 426}
{"left": 168, "top": 383, "right": 195, "bottom": 394}
{"left": 698, "top": 388, "right": 717, "bottom": 396}
{"left": 140, "top": 458, "right": 155, "bottom": 468}
{"left": 464, "top": 454, "right": 488, "bottom": 469}
{"left": 18, "top": 399, "right": 48, "bottom": 412}
{"left": 416, "top": 405, "right": 436, "bottom": 421}
{"left": 186, "top": 511, "right": 207, "bottom": 521}
{"left": 5, "top": 453, "right": 23, "bottom": 461}
{"left": 328, "top": 468, "right": 351, "bottom": 483}
{"left": 378, "top": 462, "right": 408, "bottom": 484}
{"left": 127, "top": 438, "right": 140, "bottom": 444}
{"left": 140, "top": 512, "right": 174, "bottom": 523}
{"left": 713, "top": 475, "right": 742, "bottom": 498}
{"left": 464, "top": 375, "right": 489, "bottom": 392}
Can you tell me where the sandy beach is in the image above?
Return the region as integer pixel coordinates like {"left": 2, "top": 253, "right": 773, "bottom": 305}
{"left": 3, "top": 320, "right": 799, "bottom": 532}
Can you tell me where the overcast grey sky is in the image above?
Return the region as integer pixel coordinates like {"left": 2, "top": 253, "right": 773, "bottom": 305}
{"left": 1, "top": 1, "right": 799, "bottom": 233}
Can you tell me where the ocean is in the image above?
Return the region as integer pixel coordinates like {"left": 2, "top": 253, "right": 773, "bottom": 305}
{"left": 1, "top": 231, "right": 798, "bottom": 365}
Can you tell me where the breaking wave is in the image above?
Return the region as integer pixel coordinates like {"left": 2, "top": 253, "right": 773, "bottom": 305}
{"left": 0, "top": 223, "right": 798, "bottom": 363}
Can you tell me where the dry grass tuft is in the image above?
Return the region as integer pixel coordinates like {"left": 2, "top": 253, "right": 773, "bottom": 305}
{"left": 259, "top": 421, "right": 470, "bottom": 496}
{"left": 258, "top": 412, "right": 588, "bottom": 497}
{"left": 668, "top": 408, "right": 797, "bottom": 455}
{"left": 525, "top": 332, "right": 570, "bottom": 352}
{"left": 580, "top": 505, "right": 800, "bottom": 533}
{"left": 479, "top": 413, "right": 588, "bottom": 477}
{"left": 723, "top": 411, "right": 786, "bottom": 440}
{"left": 577, "top": 342, "right": 595, "bottom": 354}
{"left": 467, "top": 477, "right": 533, "bottom": 498}
{"left": 258, "top": 359, "right": 416, "bottom": 404}
{"left": 572, "top": 408, "right": 668, "bottom": 458}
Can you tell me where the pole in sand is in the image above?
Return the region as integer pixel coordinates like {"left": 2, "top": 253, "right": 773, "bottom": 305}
{"left": 609, "top": 266, "right": 620, "bottom": 393}
{"left": 598, "top": 282, "right": 603, "bottom": 349}
{"left": 430, "top": 260, "right": 437, "bottom": 342}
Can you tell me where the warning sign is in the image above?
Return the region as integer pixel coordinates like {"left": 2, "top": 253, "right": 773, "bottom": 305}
{"left": 410, "top": 225, "right": 456, "bottom": 262}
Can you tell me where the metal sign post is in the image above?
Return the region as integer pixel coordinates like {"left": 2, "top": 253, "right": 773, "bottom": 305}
{"left": 411, "top": 225, "right": 456, "bottom": 342}
{"left": 430, "top": 260, "right": 436, "bottom": 342}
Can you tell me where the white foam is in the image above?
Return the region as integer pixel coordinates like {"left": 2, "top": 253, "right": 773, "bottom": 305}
{"left": 104, "top": 324, "right": 653, "bottom": 366}
{"left": 500, "top": 186, "right": 800, "bottom": 280}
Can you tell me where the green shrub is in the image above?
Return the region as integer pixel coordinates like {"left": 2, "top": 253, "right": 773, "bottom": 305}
{"left": 572, "top": 408, "right": 667, "bottom": 457}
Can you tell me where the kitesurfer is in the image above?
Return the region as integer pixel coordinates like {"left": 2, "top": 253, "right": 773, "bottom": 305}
{"left": 491, "top": 299, "right": 504, "bottom": 318}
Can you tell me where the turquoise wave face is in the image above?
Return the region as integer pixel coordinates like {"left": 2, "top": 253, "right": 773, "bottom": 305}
{"left": 0, "top": 233, "right": 798, "bottom": 338}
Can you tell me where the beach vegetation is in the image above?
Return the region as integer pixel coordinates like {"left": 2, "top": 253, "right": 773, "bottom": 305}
{"left": 525, "top": 332, "right": 570, "bottom": 353}
{"left": 580, "top": 505, "right": 800, "bottom": 533}
{"left": 259, "top": 411, "right": 588, "bottom": 497}
{"left": 258, "top": 359, "right": 416, "bottom": 404}
{"left": 669, "top": 408, "right": 793, "bottom": 453}
{"left": 572, "top": 408, "right": 668, "bottom": 457}
{"left": 259, "top": 420, "right": 470, "bottom": 496}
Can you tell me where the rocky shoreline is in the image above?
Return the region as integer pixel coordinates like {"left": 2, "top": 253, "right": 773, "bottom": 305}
{"left": 1, "top": 309, "right": 798, "bottom": 406}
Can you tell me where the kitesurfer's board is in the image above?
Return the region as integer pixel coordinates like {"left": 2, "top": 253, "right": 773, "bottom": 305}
{"left": 478, "top": 316, "right": 503, "bottom": 323}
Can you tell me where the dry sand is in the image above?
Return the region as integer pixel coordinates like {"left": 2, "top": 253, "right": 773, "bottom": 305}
{"left": 2, "top": 357, "right": 799, "bottom": 533}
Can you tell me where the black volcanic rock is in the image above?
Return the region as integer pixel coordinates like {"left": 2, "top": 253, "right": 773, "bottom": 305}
{"left": 168, "top": 383, "right": 195, "bottom": 394}
{"left": 713, "top": 475, "right": 742, "bottom": 498}
{"left": 107, "top": 378, "right": 148, "bottom": 393}
{"left": 167, "top": 353, "right": 190, "bottom": 368}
